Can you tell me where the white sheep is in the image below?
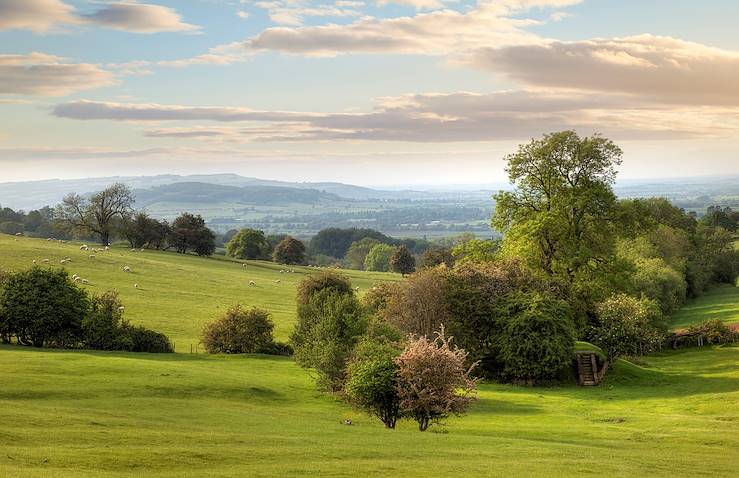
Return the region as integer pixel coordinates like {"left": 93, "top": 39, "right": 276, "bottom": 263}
{"left": 280, "top": 270, "right": 285, "bottom": 273}
{"left": 14, "top": 232, "right": 21, "bottom": 236}
{"left": 81, "top": 279, "right": 89, "bottom": 284}
{"left": 275, "top": 279, "right": 281, "bottom": 284}
{"left": 60, "top": 259, "right": 67, "bottom": 264}
{"left": 32, "top": 260, "right": 37, "bottom": 264}
{"left": 42, "top": 258, "right": 49, "bottom": 263}
{"left": 123, "top": 266, "right": 131, "bottom": 272}
{"left": 134, "top": 283, "right": 139, "bottom": 289}
{"left": 104, "top": 246, "right": 110, "bottom": 251}
{"left": 117, "top": 306, "right": 125, "bottom": 312}
{"left": 354, "top": 287, "right": 360, "bottom": 292}
{"left": 89, "top": 254, "right": 96, "bottom": 259}
{"left": 249, "top": 281, "right": 256, "bottom": 287}
{"left": 73, "top": 277, "right": 81, "bottom": 282}
{"left": 242, "top": 263, "right": 247, "bottom": 268}
{"left": 72, "top": 274, "right": 78, "bottom": 280}
{"left": 80, "top": 245, "right": 88, "bottom": 250}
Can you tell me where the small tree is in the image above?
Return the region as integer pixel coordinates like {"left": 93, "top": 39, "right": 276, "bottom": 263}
{"left": 390, "top": 245, "right": 415, "bottom": 276}
{"left": 395, "top": 327, "right": 477, "bottom": 431}
{"left": 589, "top": 294, "right": 664, "bottom": 361}
{"left": 344, "top": 338, "right": 403, "bottom": 428}
{"left": 0, "top": 267, "right": 88, "bottom": 347}
{"left": 364, "top": 244, "right": 396, "bottom": 272}
{"left": 202, "top": 305, "right": 276, "bottom": 354}
{"left": 272, "top": 236, "right": 306, "bottom": 265}
{"left": 296, "top": 271, "right": 353, "bottom": 306}
{"left": 227, "top": 228, "right": 270, "bottom": 260}
{"left": 346, "top": 238, "right": 380, "bottom": 270}
{"left": 83, "top": 291, "right": 126, "bottom": 350}
{"left": 292, "top": 289, "right": 366, "bottom": 391}
{"left": 57, "top": 183, "right": 134, "bottom": 245}
{"left": 169, "top": 213, "right": 215, "bottom": 256}
{"left": 420, "top": 247, "right": 454, "bottom": 269}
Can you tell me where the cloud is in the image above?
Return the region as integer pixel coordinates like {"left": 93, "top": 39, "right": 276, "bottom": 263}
{"left": 254, "top": 1, "right": 363, "bottom": 26}
{"left": 244, "top": 1, "right": 581, "bottom": 56}
{"left": 51, "top": 91, "right": 739, "bottom": 143}
{"left": 0, "top": 53, "right": 115, "bottom": 96}
{"left": 470, "top": 35, "right": 739, "bottom": 106}
{"left": 0, "top": 0, "right": 199, "bottom": 34}
{"left": 237, "top": 10, "right": 250, "bottom": 19}
{"left": 81, "top": 2, "right": 200, "bottom": 33}
{"left": 0, "top": 0, "right": 78, "bottom": 33}
{"left": 376, "top": 0, "right": 444, "bottom": 10}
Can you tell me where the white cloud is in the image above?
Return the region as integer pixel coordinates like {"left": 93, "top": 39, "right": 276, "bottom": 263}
{"left": 0, "top": 0, "right": 200, "bottom": 34}
{"left": 0, "top": 53, "right": 115, "bottom": 96}
{"left": 0, "top": 0, "right": 78, "bottom": 33}
{"left": 254, "top": 1, "right": 363, "bottom": 26}
{"left": 237, "top": 10, "right": 250, "bottom": 19}
{"left": 376, "top": 0, "right": 444, "bottom": 10}
{"left": 470, "top": 35, "right": 739, "bottom": 106}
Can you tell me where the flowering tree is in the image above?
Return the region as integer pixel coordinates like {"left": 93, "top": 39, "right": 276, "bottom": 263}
{"left": 394, "top": 327, "right": 478, "bottom": 431}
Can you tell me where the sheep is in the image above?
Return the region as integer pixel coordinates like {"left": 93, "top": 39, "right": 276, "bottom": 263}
{"left": 46, "top": 238, "right": 52, "bottom": 241}
{"left": 242, "top": 263, "right": 247, "bottom": 268}
{"left": 32, "top": 260, "right": 37, "bottom": 264}
{"left": 134, "top": 283, "right": 139, "bottom": 289}
{"left": 280, "top": 270, "right": 285, "bottom": 274}
{"left": 140, "top": 248, "right": 145, "bottom": 252}
{"left": 81, "top": 279, "right": 89, "bottom": 285}
{"left": 14, "top": 232, "right": 21, "bottom": 236}
{"left": 71, "top": 274, "right": 78, "bottom": 280}
{"left": 89, "top": 254, "right": 96, "bottom": 259}
{"left": 354, "top": 287, "right": 360, "bottom": 292}
{"left": 80, "top": 245, "right": 88, "bottom": 250}
{"left": 73, "top": 276, "right": 81, "bottom": 282}
{"left": 104, "top": 246, "right": 110, "bottom": 251}
{"left": 275, "top": 279, "right": 281, "bottom": 284}
{"left": 117, "top": 306, "right": 125, "bottom": 312}
{"left": 60, "top": 259, "right": 67, "bottom": 264}
{"left": 249, "top": 281, "right": 256, "bottom": 287}
{"left": 42, "top": 258, "right": 49, "bottom": 263}
{"left": 123, "top": 266, "right": 131, "bottom": 272}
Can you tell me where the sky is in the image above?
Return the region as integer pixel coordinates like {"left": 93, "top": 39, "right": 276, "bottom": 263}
{"left": 1, "top": 0, "right": 739, "bottom": 186}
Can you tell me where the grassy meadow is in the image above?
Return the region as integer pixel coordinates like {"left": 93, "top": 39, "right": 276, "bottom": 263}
{"left": 670, "top": 284, "right": 739, "bottom": 329}
{"left": 0, "top": 235, "right": 738, "bottom": 477}
{"left": 0, "top": 234, "right": 399, "bottom": 346}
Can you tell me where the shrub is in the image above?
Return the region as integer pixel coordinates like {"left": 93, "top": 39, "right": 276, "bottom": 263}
{"left": 345, "top": 338, "right": 403, "bottom": 428}
{"left": 495, "top": 292, "right": 575, "bottom": 384}
{"left": 202, "top": 305, "right": 276, "bottom": 354}
{"left": 119, "top": 324, "right": 173, "bottom": 353}
{"left": 395, "top": 327, "right": 477, "bottom": 431}
{"left": 589, "top": 294, "right": 665, "bottom": 361}
{"left": 686, "top": 319, "right": 734, "bottom": 344}
{"left": 383, "top": 266, "right": 450, "bottom": 338}
{"left": 361, "top": 282, "right": 397, "bottom": 315}
{"left": 83, "top": 291, "right": 126, "bottom": 350}
{"left": 364, "top": 244, "right": 396, "bottom": 272}
{"left": 0, "top": 267, "right": 88, "bottom": 348}
{"left": 292, "top": 289, "right": 367, "bottom": 391}
{"left": 420, "top": 247, "right": 455, "bottom": 269}
{"left": 296, "top": 271, "right": 353, "bottom": 306}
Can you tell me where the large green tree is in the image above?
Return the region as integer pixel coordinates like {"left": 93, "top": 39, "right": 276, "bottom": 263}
{"left": 57, "top": 183, "right": 134, "bottom": 245}
{"left": 493, "top": 131, "right": 624, "bottom": 323}
{"left": 226, "top": 228, "right": 270, "bottom": 260}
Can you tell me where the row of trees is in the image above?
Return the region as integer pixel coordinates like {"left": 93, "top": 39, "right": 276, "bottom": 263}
{"left": 0, "top": 268, "right": 172, "bottom": 352}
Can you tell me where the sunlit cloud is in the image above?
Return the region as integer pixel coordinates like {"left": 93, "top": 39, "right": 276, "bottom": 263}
{"left": 0, "top": 53, "right": 115, "bottom": 96}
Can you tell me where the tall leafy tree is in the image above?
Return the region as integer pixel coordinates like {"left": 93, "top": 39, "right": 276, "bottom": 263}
{"left": 226, "top": 228, "right": 270, "bottom": 260}
{"left": 169, "top": 213, "right": 215, "bottom": 256}
{"left": 272, "top": 236, "right": 306, "bottom": 265}
{"left": 390, "top": 245, "right": 416, "bottom": 277}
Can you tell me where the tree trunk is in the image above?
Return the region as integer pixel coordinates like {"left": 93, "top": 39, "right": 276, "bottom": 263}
{"left": 100, "top": 230, "right": 110, "bottom": 246}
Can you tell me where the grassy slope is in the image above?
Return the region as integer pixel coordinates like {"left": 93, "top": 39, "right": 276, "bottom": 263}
{"left": 0, "top": 345, "right": 737, "bottom": 477}
{"left": 670, "top": 284, "right": 739, "bottom": 329}
{"left": 0, "top": 235, "right": 399, "bottom": 345}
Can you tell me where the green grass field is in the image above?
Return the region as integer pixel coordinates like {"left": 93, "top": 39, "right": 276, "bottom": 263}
{"left": 670, "top": 284, "right": 739, "bottom": 329}
{"left": 0, "top": 234, "right": 399, "bottom": 346}
{"left": 1, "top": 235, "right": 738, "bottom": 477}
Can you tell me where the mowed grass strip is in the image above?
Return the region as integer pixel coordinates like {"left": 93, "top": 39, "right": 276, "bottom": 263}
{"left": 0, "top": 235, "right": 399, "bottom": 345}
{"left": 670, "top": 284, "right": 739, "bottom": 329}
{"left": 0, "top": 345, "right": 737, "bottom": 477}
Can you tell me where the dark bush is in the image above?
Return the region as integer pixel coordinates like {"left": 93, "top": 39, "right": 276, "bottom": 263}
{"left": 202, "top": 305, "right": 277, "bottom": 354}
{"left": 496, "top": 292, "right": 576, "bottom": 384}
{"left": 119, "top": 324, "right": 173, "bottom": 353}
{"left": 0, "top": 267, "right": 88, "bottom": 348}
{"left": 83, "top": 291, "right": 126, "bottom": 350}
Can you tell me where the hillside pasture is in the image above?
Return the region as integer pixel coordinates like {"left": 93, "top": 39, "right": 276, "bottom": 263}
{"left": 0, "top": 234, "right": 399, "bottom": 346}
{"left": 670, "top": 284, "right": 739, "bottom": 329}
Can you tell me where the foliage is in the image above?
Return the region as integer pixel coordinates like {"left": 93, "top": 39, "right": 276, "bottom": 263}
{"left": 292, "top": 289, "right": 367, "bottom": 390}
{"left": 420, "top": 247, "right": 455, "bottom": 269}
{"left": 390, "top": 245, "right": 416, "bottom": 276}
{"left": 495, "top": 292, "right": 576, "bottom": 384}
{"left": 632, "top": 257, "right": 687, "bottom": 315}
{"left": 589, "top": 294, "right": 665, "bottom": 361}
{"left": 202, "top": 305, "right": 277, "bottom": 354}
{"left": 364, "top": 243, "right": 396, "bottom": 272}
{"left": 382, "top": 266, "right": 450, "bottom": 338}
{"left": 701, "top": 206, "right": 738, "bottom": 232}
{"left": 226, "top": 228, "right": 270, "bottom": 260}
{"left": 296, "top": 270, "right": 354, "bottom": 306}
{"left": 309, "top": 228, "right": 392, "bottom": 259}
{"left": 361, "top": 282, "right": 397, "bottom": 315}
{"left": 346, "top": 237, "right": 380, "bottom": 270}
{"left": 118, "top": 324, "right": 173, "bottom": 353}
{"left": 272, "top": 236, "right": 306, "bottom": 265}
{"left": 122, "top": 212, "right": 169, "bottom": 249}
{"left": 83, "top": 291, "right": 126, "bottom": 350}
{"left": 685, "top": 319, "right": 735, "bottom": 344}
{"left": 0, "top": 267, "right": 88, "bottom": 348}
{"left": 344, "top": 338, "right": 403, "bottom": 428}
{"left": 394, "top": 327, "right": 477, "bottom": 431}
{"left": 451, "top": 239, "right": 499, "bottom": 264}
{"left": 57, "top": 183, "right": 134, "bottom": 245}
{"left": 169, "top": 213, "right": 216, "bottom": 256}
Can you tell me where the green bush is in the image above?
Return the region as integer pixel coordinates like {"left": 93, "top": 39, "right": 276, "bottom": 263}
{"left": 202, "top": 305, "right": 277, "bottom": 354}
{"left": 345, "top": 338, "right": 403, "bottom": 428}
{"left": 0, "top": 267, "right": 88, "bottom": 348}
{"left": 496, "top": 292, "right": 575, "bottom": 384}
{"left": 687, "top": 319, "right": 734, "bottom": 344}
{"left": 292, "top": 288, "right": 367, "bottom": 391}
{"left": 296, "top": 271, "right": 353, "bottom": 306}
{"left": 83, "top": 291, "right": 126, "bottom": 350}
{"left": 119, "top": 324, "right": 173, "bottom": 353}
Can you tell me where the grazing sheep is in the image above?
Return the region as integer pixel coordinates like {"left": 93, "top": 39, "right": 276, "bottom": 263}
{"left": 249, "top": 281, "right": 256, "bottom": 287}
{"left": 104, "top": 246, "right": 110, "bottom": 251}
{"left": 15, "top": 232, "right": 21, "bottom": 236}
{"left": 80, "top": 245, "right": 88, "bottom": 250}
{"left": 123, "top": 266, "right": 131, "bottom": 272}
{"left": 134, "top": 283, "right": 139, "bottom": 289}
{"left": 72, "top": 274, "right": 78, "bottom": 280}
{"left": 140, "top": 248, "right": 145, "bottom": 252}
{"left": 354, "top": 287, "right": 360, "bottom": 292}
{"left": 81, "top": 279, "right": 89, "bottom": 285}
{"left": 60, "top": 260, "right": 67, "bottom": 264}
{"left": 32, "top": 260, "right": 37, "bottom": 264}
{"left": 117, "top": 306, "right": 125, "bottom": 312}
{"left": 46, "top": 238, "right": 52, "bottom": 241}
{"left": 42, "top": 259, "right": 49, "bottom": 263}
{"left": 280, "top": 270, "right": 285, "bottom": 274}
{"left": 73, "top": 277, "right": 81, "bottom": 282}
{"left": 242, "top": 263, "right": 247, "bottom": 268}
{"left": 275, "top": 279, "right": 281, "bottom": 284}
